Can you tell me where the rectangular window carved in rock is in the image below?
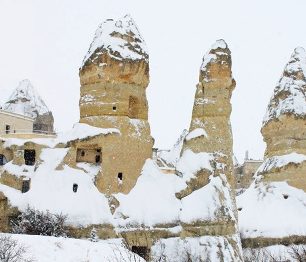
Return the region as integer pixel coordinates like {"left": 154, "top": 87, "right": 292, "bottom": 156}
{"left": 76, "top": 148, "right": 102, "bottom": 164}
{"left": 24, "top": 150, "right": 35, "bottom": 166}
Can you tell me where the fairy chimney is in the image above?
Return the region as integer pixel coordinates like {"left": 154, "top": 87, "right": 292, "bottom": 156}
{"left": 79, "top": 14, "right": 153, "bottom": 194}
{"left": 260, "top": 47, "right": 306, "bottom": 191}
{"left": 181, "top": 39, "right": 236, "bottom": 188}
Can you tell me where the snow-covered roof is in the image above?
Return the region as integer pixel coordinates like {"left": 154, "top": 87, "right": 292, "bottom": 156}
{"left": 263, "top": 47, "right": 306, "bottom": 125}
{"left": 3, "top": 79, "right": 50, "bottom": 118}
{"left": 0, "top": 123, "right": 120, "bottom": 148}
{"left": 82, "top": 14, "right": 148, "bottom": 68}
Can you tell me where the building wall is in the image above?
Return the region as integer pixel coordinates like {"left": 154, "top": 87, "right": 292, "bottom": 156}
{"left": 0, "top": 110, "right": 34, "bottom": 135}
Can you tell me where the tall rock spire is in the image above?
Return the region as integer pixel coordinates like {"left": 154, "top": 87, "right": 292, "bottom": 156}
{"left": 78, "top": 14, "right": 153, "bottom": 194}
{"left": 182, "top": 39, "right": 236, "bottom": 188}
{"left": 176, "top": 40, "right": 243, "bottom": 261}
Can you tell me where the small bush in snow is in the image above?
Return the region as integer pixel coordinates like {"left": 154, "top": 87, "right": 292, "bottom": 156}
{"left": 11, "top": 206, "right": 67, "bottom": 237}
{"left": 0, "top": 235, "right": 34, "bottom": 262}
{"left": 89, "top": 227, "right": 99, "bottom": 242}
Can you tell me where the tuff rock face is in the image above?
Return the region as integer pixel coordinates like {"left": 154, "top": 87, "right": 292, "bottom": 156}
{"left": 175, "top": 40, "right": 243, "bottom": 261}
{"left": 78, "top": 14, "right": 153, "bottom": 194}
{"left": 180, "top": 39, "right": 236, "bottom": 191}
{"left": 3, "top": 79, "right": 54, "bottom": 133}
{"left": 260, "top": 47, "right": 306, "bottom": 191}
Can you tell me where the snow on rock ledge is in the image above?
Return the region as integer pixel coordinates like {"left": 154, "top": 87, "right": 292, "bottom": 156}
{"left": 257, "top": 152, "right": 306, "bottom": 174}
{"left": 185, "top": 128, "right": 208, "bottom": 141}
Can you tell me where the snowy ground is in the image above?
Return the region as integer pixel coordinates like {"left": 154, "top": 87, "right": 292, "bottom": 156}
{"left": 0, "top": 233, "right": 144, "bottom": 262}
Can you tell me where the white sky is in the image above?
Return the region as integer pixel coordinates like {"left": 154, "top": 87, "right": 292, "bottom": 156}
{"left": 0, "top": 0, "right": 305, "bottom": 163}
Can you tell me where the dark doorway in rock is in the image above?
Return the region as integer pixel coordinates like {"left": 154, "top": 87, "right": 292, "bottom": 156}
{"left": 131, "top": 246, "right": 149, "bottom": 260}
{"left": 21, "top": 180, "right": 30, "bottom": 193}
{"left": 5, "top": 125, "right": 10, "bottom": 134}
{"left": 24, "top": 150, "right": 36, "bottom": 166}
{"left": 95, "top": 155, "right": 101, "bottom": 164}
{"left": 73, "top": 183, "right": 78, "bottom": 193}
{"left": 118, "top": 172, "right": 123, "bottom": 181}
{"left": 0, "top": 154, "right": 7, "bottom": 166}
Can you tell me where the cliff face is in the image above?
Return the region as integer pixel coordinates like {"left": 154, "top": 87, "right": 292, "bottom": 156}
{"left": 3, "top": 79, "right": 54, "bottom": 133}
{"left": 260, "top": 47, "right": 306, "bottom": 191}
{"left": 78, "top": 14, "right": 153, "bottom": 194}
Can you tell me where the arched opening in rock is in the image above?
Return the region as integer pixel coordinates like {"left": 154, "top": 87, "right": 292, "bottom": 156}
{"left": 131, "top": 246, "right": 149, "bottom": 260}
{"left": 0, "top": 154, "right": 7, "bottom": 166}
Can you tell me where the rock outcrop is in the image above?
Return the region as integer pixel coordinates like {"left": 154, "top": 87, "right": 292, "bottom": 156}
{"left": 179, "top": 39, "right": 236, "bottom": 196}
{"left": 260, "top": 47, "right": 306, "bottom": 191}
{"left": 3, "top": 79, "right": 54, "bottom": 134}
{"left": 175, "top": 40, "right": 243, "bottom": 261}
{"left": 78, "top": 14, "right": 153, "bottom": 194}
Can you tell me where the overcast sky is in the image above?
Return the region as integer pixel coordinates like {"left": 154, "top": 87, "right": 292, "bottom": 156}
{"left": 0, "top": 0, "right": 305, "bottom": 163}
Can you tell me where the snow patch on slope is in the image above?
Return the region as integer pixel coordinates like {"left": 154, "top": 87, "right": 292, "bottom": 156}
{"left": 237, "top": 181, "right": 306, "bottom": 238}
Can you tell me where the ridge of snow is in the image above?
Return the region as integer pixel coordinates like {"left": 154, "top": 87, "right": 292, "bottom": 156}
{"left": 257, "top": 152, "right": 306, "bottom": 174}
{"left": 185, "top": 128, "right": 208, "bottom": 141}
{"left": 263, "top": 47, "right": 306, "bottom": 124}
{"left": 3, "top": 79, "right": 50, "bottom": 118}
{"left": 82, "top": 14, "right": 148, "bottom": 67}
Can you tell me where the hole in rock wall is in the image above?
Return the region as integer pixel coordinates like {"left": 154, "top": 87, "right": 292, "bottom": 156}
{"left": 283, "top": 194, "right": 289, "bottom": 199}
{"left": 131, "top": 246, "right": 150, "bottom": 260}
{"left": 21, "top": 180, "right": 30, "bottom": 193}
{"left": 0, "top": 154, "right": 7, "bottom": 165}
{"left": 118, "top": 172, "right": 123, "bottom": 181}
{"left": 73, "top": 184, "right": 78, "bottom": 193}
{"left": 24, "top": 150, "right": 36, "bottom": 166}
{"left": 113, "top": 106, "right": 117, "bottom": 111}
{"left": 5, "top": 125, "right": 10, "bottom": 134}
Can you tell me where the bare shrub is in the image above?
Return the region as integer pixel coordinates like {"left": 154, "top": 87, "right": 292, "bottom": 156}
{"left": 11, "top": 206, "right": 67, "bottom": 237}
{"left": 288, "top": 245, "right": 306, "bottom": 262}
{"left": 0, "top": 235, "right": 34, "bottom": 262}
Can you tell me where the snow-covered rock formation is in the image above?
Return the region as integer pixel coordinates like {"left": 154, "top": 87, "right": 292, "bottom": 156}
{"left": 175, "top": 40, "right": 243, "bottom": 261}
{"left": 3, "top": 79, "right": 54, "bottom": 133}
{"left": 238, "top": 47, "right": 306, "bottom": 247}
{"left": 79, "top": 14, "right": 153, "bottom": 194}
